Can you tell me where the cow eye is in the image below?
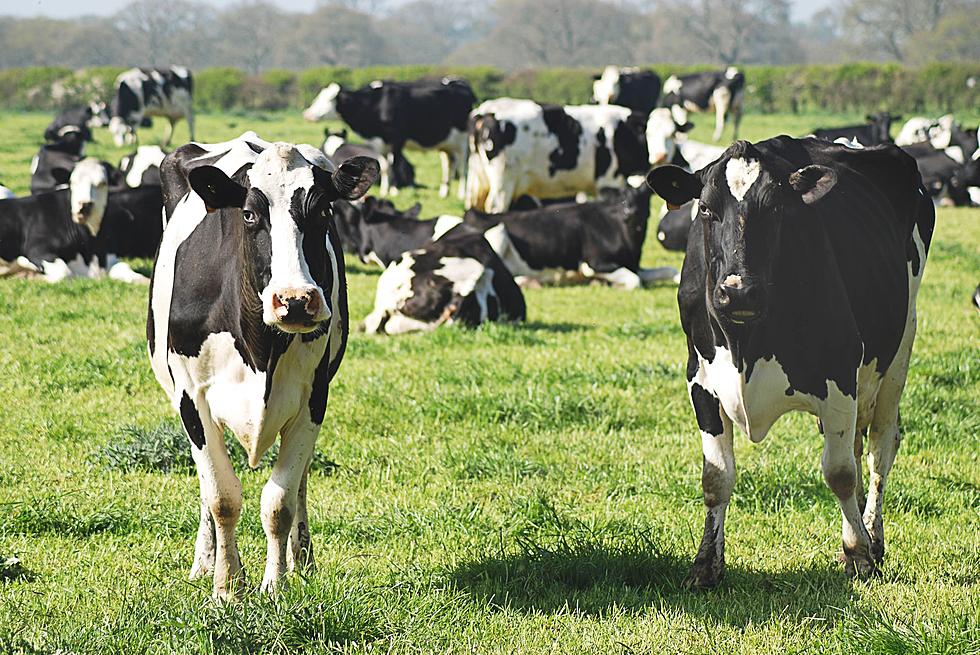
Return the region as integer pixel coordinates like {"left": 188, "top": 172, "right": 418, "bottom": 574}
{"left": 701, "top": 207, "right": 720, "bottom": 223}
{"left": 320, "top": 206, "right": 331, "bottom": 219}
{"left": 242, "top": 209, "right": 256, "bottom": 225}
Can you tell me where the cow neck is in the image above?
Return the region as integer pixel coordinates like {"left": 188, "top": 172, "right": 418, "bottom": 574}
{"left": 335, "top": 92, "right": 374, "bottom": 139}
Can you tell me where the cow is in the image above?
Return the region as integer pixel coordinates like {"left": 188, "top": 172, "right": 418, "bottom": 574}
{"left": 655, "top": 199, "right": 697, "bottom": 252}
{"left": 902, "top": 141, "right": 976, "bottom": 206}
{"left": 321, "top": 129, "right": 417, "bottom": 191}
{"left": 0, "top": 158, "right": 151, "bottom": 283}
{"left": 811, "top": 112, "right": 900, "bottom": 146}
{"left": 148, "top": 133, "right": 378, "bottom": 600}
{"left": 0, "top": 184, "right": 14, "bottom": 200}
{"left": 464, "top": 184, "right": 677, "bottom": 289}
{"left": 43, "top": 102, "right": 110, "bottom": 144}
{"left": 118, "top": 145, "right": 167, "bottom": 188}
{"left": 303, "top": 77, "right": 474, "bottom": 198}
{"left": 895, "top": 114, "right": 955, "bottom": 148}
{"left": 109, "top": 66, "right": 194, "bottom": 148}
{"left": 29, "top": 130, "right": 89, "bottom": 193}
{"left": 660, "top": 67, "right": 745, "bottom": 142}
{"left": 592, "top": 66, "right": 662, "bottom": 116}
{"left": 466, "top": 98, "right": 670, "bottom": 213}
{"left": 362, "top": 224, "right": 526, "bottom": 335}
{"left": 645, "top": 135, "right": 934, "bottom": 589}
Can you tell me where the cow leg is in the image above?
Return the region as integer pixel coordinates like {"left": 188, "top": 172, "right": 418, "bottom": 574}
{"left": 378, "top": 154, "right": 392, "bottom": 197}
{"left": 189, "top": 480, "right": 216, "bottom": 580}
{"left": 438, "top": 151, "right": 452, "bottom": 198}
{"left": 162, "top": 119, "right": 175, "bottom": 149}
{"left": 688, "top": 401, "right": 735, "bottom": 590}
{"left": 711, "top": 88, "right": 731, "bottom": 142}
{"left": 260, "top": 416, "right": 318, "bottom": 593}
{"left": 582, "top": 264, "right": 641, "bottom": 290}
{"left": 186, "top": 110, "right": 195, "bottom": 142}
{"left": 387, "top": 148, "right": 403, "bottom": 196}
{"left": 184, "top": 403, "right": 244, "bottom": 600}
{"left": 820, "top": 400, "right": 876, "bottom": 578}
{"left": 286, "top": 458, "right": 315, "bottom": 573}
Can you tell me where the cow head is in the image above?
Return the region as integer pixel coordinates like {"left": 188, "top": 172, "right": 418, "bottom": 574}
{"left": 109, "top": 116, "right": 137, "bottom": 147}
{"left": 646, "top": 140, "right": 837, "bottom": 327}
{"left": 303, "top": 83, "right": 342, "bottom": 122}
{"left": 321, "top": 128, "right": 348, "bottom": 156}
{"left": 88, "top": 101, "right": 111, "bottom": 128}
{"left": 188, "top": 145, "right": 379, "bottom": 334}
{"left": 866, "top": 112, "right": 901, "bottom": 143}
{"left": 68, "top": 158, "right": 110, "bottom": 235}
{"left": 647, "top": 108, "right": 691, "bottom": 166}
{"left": 592, "top": 66, "right": 620, "bottom": 105}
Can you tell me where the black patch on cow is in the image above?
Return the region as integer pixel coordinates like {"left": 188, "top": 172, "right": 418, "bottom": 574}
{"left": 541, "top": 105, "right": 581, "bottom": 176}
{"left": 690, "top": 383, "right": 723, "bottom": 436}
{"left": 246, "top": 141, "right": 265, "bottom": 154}
{"left": 117, "top": 82, "right": 140, "bottom": 121}
{"left": 309, "top": 227, "right": 349, "bottom": 425}
{"left": 613, "top": 114, "right": 650, "bottom": 178}
{"left": 594, "top": 128, "right": 612, "bottom": 178}
{"left": 180, "top": 392, "right": 206, "bottom": 449}
{"left": 289, "top": 187, "right": 307, "bottom": 231}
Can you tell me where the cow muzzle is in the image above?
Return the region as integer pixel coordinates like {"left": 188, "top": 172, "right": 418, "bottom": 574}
{"left": 713, "top": 274, "right": 766, "bottom": 325}
{"left": 268, "top": 286, "right": 330, "bottom": 332}
{"left": 72, "top": 202, "right": 95, "bottom": 224}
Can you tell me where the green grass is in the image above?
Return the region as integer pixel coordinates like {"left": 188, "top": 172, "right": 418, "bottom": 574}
{"left": 1, "top": 110, "right": 978, "bottom": 654}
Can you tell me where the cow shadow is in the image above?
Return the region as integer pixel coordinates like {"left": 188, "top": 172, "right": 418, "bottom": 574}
{"left": 447, "top": 542, "right": 854, "bottom": 627}
{"left": 519, "top": 321, "right": 591, "bottom": 334}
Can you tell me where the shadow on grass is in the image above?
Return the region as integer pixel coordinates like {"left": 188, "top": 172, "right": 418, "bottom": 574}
{"left": 519, "top": 321, "right": 592, "bottom": 334}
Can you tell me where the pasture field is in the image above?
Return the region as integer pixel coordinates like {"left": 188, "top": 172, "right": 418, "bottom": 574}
{"left": 0, "top": 110, "right": 978, "bottom": 654}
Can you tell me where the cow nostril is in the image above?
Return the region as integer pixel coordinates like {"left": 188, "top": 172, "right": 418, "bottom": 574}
{"left": 714, "top": 286, "right": 730, "bottom": 305}
{"left": 305, "top": 293, "right": 320, "bottom": 316}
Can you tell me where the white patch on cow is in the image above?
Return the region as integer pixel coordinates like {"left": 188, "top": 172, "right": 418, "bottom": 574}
{"left": 725, "top": 67, "right": 739, "bottom": 80}
{"left": 303, "top": 84, "right": 341, "bottom": 121}
{"left": 678, "top": 139, "right": 726, "bottom": 171}
{"left": 0, "top": 184, "right": 13, "bottom": 200}
{"left": 944, "top": 145, "right": 965, "bottom": 165}
{"left": 68, "top": 158, "right": 109, "bottom": 235}
{"left": 432, "top": 215, "right": 464, "bottom": 240}
{"left": 663, "top": 75, "right": 682, "bottom": 96}
{"left": 669, "top": 105, "right": 689, "bottom": 129}
{"left": 647, "top": 108, "right": 681, "bottom": 166}
{"left": 722, "top": 274, "right": 743, "bottom": 288}
{"left": 321, "top": 134, "right": 346, "bottom": 157}
{"left": 109, "top": 116, "right": 134, "bottom": 147}
{"left": 434, "top": 256, "right": 486, "bottom": 297}
{"left": 968, "top": 187, "right": 980, "bottom": 206}
{"left": 363, "top": 255, "right": 420, "bottom": 334}
{"left": 658, "top": 230, "right": 667, "bottom": 242}
{"left": 690, "top": 199, "right": 700, "bottom": 220}
{"left": 592, "top": 66, "right": 620, "bottom": 105}
{"left": 369, "top": 80, "right": 383, "bottom": 89}
{"left": 123, "top": 145, "right": 166, "bottom": 188}
{"left": 725, "top": 158, "right": 761, "bottom": 202}
{"left": 30, "top": 155, "right": 39, "bottom": 176}
{"left": 107, "top": 260, "right": 149, "bottom": 284}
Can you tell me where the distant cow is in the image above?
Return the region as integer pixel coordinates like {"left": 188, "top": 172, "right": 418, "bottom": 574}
{"left": 150, "top": 133, "right": 378, "bottom": 599}
{"left": 902, "top": 141, "right": 977, "bottom": 206}
{"left": 109, "top": 66, "right": 194, "bottom": 147}
{"left": 811, "top": 112, "right": 900, "bottom": 146}
{"left": 464, "top": 184, "right": 676, "bottom": 289}
{"left": 0, "top": 184, "right": 13, "bottom": 200}
{"left": 43, "top": 102, "right": 110, "bottom": 144}
{"left": 660, "top": 68, "right": 745, "bottom": 142}
{"left": 0, "top": 158, "right": 150, "bottom": 283}
{"left": 362, "top": 224, "right": 526, "bottom": 335}
{"left": 321, "top": 129, "right": 417, "bottom": 191}
{"left": 655, "top": 199, "right": 697, "bottom": 252}
{"left": 30, "top": 131, "right": 89, "bottom": 193}
{"left": 118, "top": 145, "right": 167, "bottom": 188}
{"left": 592, "top": 66, "right": 662, "bottom": 115}
{"left": 303, "top": 77, "right": 475, "bottom": 198}
{"left": 646, "top": 136, "right": 933, "bottom": 589}
{"left": 466, "top": 99, "right": 671, "bottom": 212}
{"left": 895, "top": 114, "right": 955, "bottom": 148}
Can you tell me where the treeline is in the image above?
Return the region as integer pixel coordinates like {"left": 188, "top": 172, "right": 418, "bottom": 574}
{"left": 2, "top": 63, "right": 979, "bottom": 116}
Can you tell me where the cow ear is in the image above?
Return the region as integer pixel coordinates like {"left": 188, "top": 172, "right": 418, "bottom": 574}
{"left": 789, "top": 165, "right": 837, "bottom": 205}
{"left": 51, "top": 167, "right": 72, "bottom": 186}
{"left": 329, "top": 156, "right": 380, "bottom": 200}
{"left": 189, "top": 165, "right": 246, "bottom": 210}
{"left": 404, "top": 202, "right": 422, "bottom": 218}
{"left": 676, "top": 122, "right": 694, "bottom": 133}
{"left": 646, "top": 165, "right": 702, "bottom": 207}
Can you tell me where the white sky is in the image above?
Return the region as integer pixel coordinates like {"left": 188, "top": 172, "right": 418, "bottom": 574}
{"left": 2, "top": 0, "right": 836, "bottom": 21}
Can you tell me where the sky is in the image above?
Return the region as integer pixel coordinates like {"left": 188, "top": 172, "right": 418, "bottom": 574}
{"left": 2, "top": 0, "right": 837, "bottom": 21}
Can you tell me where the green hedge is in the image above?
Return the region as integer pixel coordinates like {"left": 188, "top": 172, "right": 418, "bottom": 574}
{"left": 1, "top": 63, "right": 977, "bottom": 114}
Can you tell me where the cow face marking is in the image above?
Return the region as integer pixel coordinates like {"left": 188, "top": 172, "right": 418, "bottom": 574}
{"left": 68, "top": 158, "right": 109, "bottom": 235}
{"left": 725, "top": 158, "right": 761, "bottom": 202}
{"left": 593, "top": 66, "right": 621, "bottom": 105}
{"left": 646, "top": 108, "right": 683, "bottom": 166}
{"left": 303, "top": 83, "right": 341, "bottom": 122}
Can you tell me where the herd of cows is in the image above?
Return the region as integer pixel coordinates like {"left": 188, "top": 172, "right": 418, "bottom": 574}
{"left": 0, "top": 64, "right": 974, "bottom": 599}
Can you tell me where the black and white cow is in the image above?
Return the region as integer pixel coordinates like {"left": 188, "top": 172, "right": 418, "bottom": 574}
{"left": 592, "top": 66, "right": 662, "bottom": 116}
{"left": 811, "top": 112, "right": 900, "bottom": 146}
{"left": 655, "top": 199, "right": 697, "bottom": 252}
{"left": 109, "top": 67, "right": 194, "bottom": 147}
{"left": 646, "top": 136, "right": 933, "bottom": 588}
{"left": 660, "top": 67, "right": 745, "bottom": 142}
{"left": 464, "top": 184, "right": 677, "bottom": 289}
{"left": 902, "top": 141, "right": 977, "bottom": 206}
{"left": 362, "top": 224, "right": 526, "bottom": 335}
{"left": 118, "top": 145, "right": 167, "bottom": 188}
{"left": 43, "top": 102, "right": 110, "bottom": 144}
{"left": 0, "top": 184, "right": 13, "bottom": 200}
{"left": 0, "top": 159, "right": 152, "bottom": 283}
{"left": 321, "top": 129, "right": 417, "bottom": 191}
{"left": 29, "top": 131, "right": 89, "bottom": 194}
{"left": 148, "top": 133, "right": 378, "bottom": 599}
{"left": 303, "top": 77, "right": 475, "bottom": 198}
{"left": 466, "top": 99, "right": 671, "bottom": 212}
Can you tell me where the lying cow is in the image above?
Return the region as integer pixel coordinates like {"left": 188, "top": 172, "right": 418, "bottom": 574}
{"left": 466, "top": 99, "right": 668, "bottom": 212}
{"left": 811, "top": 112, "right": 900, "bottom": 146}
{"left": 0, "top": 158, "right": 150, "bottom": 283}
{"left": 109, "top": 66, "right": 194, "bottom": 147}
{"left": 592, "top": 66, "right": 662, "bottom": 115}
{"left": 464, "top": 184, "right": 677, "bottom": 289}
{"left": 321, "top": 129, "right": 417, "bottom": 191}
{"left": 30, "top": 130, "right": 89, "bottom": 193}
{"left": 118, "top": 145, "right": 167, "bottom": 188}
{"left": 903, "top": 141, "right": 977, "bottom": 206}
{"left": 304, "top": 77, "right": 475, "bottom": 198}
{"left": 362, "top": 224, "right": 526, "bottom": 335}
{"left": 43, "top": 102, "right": 110, "bottom": 144}
{"left": 149, "top": 133, "right": 378, "bottom": 599}
{"left": 660, "top": 67, "right": 745, "bottom": 142}
{"left": 646, "top": 136, "right": 933, "bottom": 588}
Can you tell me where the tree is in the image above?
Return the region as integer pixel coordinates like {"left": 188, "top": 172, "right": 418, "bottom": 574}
{"left": 906, "top": 3, "right": 980, "bottom": 63}
{"left": 114, "top": 0, "right": 215, "bottom": 66}
{"left": 214, "top": 2, "right": 289, "bottom": 73}
{"left": 840, "top": 0, "right": 959, "bottom": 62}
{"left": 285, "top": 4, "right": 391, "bottom": 67}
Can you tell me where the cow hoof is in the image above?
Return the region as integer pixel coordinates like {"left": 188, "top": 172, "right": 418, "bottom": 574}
{"left": 189, "top": 561, "right": 213, "bottom": 581}
{"left": 684, "top": 562, "right": 723, "bottom": 591}
{"left": 869, "top": 539, "right": 885, "bottom": 565}
{"left": 260, "top": 575, "right": 288, "bottom": 595}
{"left": 842, "top": 551, "right": 879, "bottom": 579}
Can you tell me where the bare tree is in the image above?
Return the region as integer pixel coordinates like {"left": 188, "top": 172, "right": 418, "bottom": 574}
{"left": 215, "top": 2, "right": 288, "bottom": 73}
{"left": 663, "top": 0, "right": 793, "bottom": 65}
{"left": 841, "top": 0, "right": 958, "bottom": 62}
{"left": 114, "top": 0, "right": 214, "bottom": 65}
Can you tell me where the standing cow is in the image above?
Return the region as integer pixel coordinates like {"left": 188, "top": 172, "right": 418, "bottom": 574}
{"left": 303, "top": 78, "right": 475, "bottom": 198}
{"left": 109, "top": 67, "right": 194, "bottom": 148}
{"left": 149, "top": 133, "right": 378, "bottom": 599}
{"left": 660, "top": 67, "right": 745, "bottom": 142}
{"left": 646, "top": 136, "right": 933, "bottom": 588}
{"left": 592, "top": 66, "right": 662, "bottom": 116}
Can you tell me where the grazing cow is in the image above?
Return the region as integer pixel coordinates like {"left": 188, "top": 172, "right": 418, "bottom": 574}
{"left": 362, "top": 224, "right": 526, "bottom": 335}
{"left": 332, "top": 196, "right": 457, "bottom": 267}
{"left": 811, "top": 112, "right": 900, "bottom": 146}
{"left": 466, "top": 98, "right": 665, "bottom": 212}
{"left": 464, "top": 184, "right": 677, "bottom": 289}
{"left": 43, "top": 102, "right": 110, "bottom": 144}
{"left": 148, "top": 133, "right": 378, "bottom": 599}
{"left": 0, "top": 159, "right": 150, "bottom": 283}
{"left": 303, "top": 78, "right": 475, "bottom": 198}
{"left": 321, "top": 129, "right": 417, "bottom": 191}
{"left": 109, "top": 66, "right": 194, "bottom": 147}
{"left": 30, "top": 130, "right": 89, "bottom": 193}
{"left": 660, "top": 68, "right": 745, "bottom": 142}
{"left": 646, "top": 136, "right": 933, "bottom": 589}
{"left": 592, "top": 66, "right": 662, "bottom": 115}
{"left": 119, "top": 145, "right": 167, "bottom": 188}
